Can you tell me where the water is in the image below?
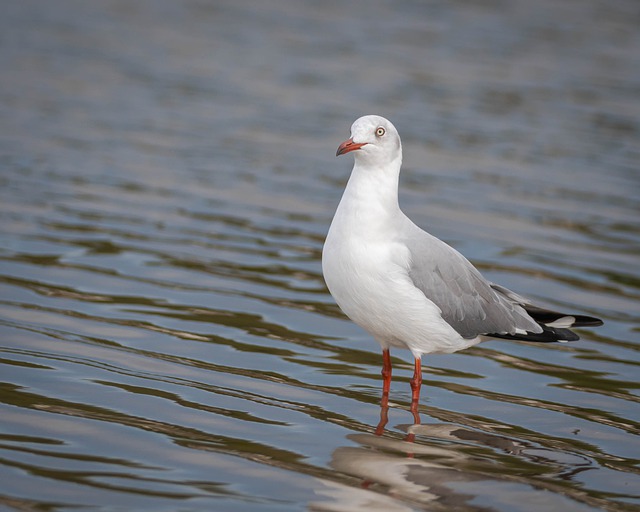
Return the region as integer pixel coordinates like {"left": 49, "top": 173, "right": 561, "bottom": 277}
{"left": 0, "top": 0, "right": 638, "bottom": 510}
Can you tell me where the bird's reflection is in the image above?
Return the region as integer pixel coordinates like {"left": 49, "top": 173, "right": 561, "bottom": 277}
{"left": 312, "top": 406, "right": 494, "bottom": 510}
{"left": 311, "top": 402, "right": 600, "bottom": 511}
{"left": 318, "top": 404, "right": 521, "bottom": 509}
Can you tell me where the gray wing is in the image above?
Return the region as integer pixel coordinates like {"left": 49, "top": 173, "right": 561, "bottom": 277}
{"left": 402, "top": 224, "right": 542, "bottom": 339}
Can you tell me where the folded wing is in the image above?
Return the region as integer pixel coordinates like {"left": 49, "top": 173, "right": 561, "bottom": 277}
{"left": 403, "top": 225, "right": 602, "bottom": 342}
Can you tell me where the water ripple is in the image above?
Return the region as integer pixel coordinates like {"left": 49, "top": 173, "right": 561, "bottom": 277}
{"left": 1, "top": 0, "right": 638, "bottom": 510}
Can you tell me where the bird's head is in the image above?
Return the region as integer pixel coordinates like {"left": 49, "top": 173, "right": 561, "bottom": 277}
{"left": 336, "top": 115, "right": 402, "bottom": 168}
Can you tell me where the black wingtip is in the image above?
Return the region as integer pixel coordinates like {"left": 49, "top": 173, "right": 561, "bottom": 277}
{"left": 487, "top": 312, "right": 603, "bottom": 344}
{"left": 570, "top": 315, "right": 604, "bottom": 327}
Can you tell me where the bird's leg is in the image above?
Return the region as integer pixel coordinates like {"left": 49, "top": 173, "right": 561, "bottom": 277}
{"left": 409, "top": 357, "right": 422, "bottom": 409}
{"left": 410, "top": 404, "right": 421, "bottom": 426}
{"left": 381, "top": 348, "right": 392, "bottom": 401}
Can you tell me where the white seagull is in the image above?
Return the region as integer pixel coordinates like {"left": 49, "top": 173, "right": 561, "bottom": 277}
{"left": 322, "top": 115, "right": 602, "bottom": 407}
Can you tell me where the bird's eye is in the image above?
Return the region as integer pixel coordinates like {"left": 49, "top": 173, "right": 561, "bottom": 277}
{"left": 375, "top": 127, "right": 385, "bottom": 137}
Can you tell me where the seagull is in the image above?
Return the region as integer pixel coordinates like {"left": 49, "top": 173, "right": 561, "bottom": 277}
{"left": 322, "top": 115, "right": 603, "bottom": 407}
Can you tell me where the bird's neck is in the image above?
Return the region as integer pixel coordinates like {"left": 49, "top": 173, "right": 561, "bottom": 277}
{"left": 338, "top": 157, "right": 403, "bottom": 222}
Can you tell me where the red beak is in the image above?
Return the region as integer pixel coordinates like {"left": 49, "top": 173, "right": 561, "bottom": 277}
{"left": 336, "top": 138, "right": 367, "bottom": 156}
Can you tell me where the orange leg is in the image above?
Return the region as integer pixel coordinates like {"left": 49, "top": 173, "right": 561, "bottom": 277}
{"left": 381, "top": 348, "right": 392, "bottom": 400}
{"left": 409, "top": 357, "right": 422, "bottom": 410}
{"left": 376, "top": 349, "right": 392, "bottom": 435}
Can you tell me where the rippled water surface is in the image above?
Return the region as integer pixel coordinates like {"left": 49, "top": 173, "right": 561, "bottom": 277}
{"left": 1, "top": 1, "right": 639, "bottom": 510}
